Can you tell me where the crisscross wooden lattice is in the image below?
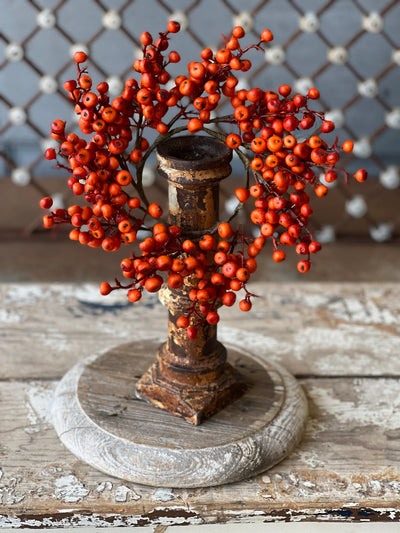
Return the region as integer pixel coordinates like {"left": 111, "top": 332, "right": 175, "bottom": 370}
{"left": 1, "top": 0, "right": 399, "bottom": 241}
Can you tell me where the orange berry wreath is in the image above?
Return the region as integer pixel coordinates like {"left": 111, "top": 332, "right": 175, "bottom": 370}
{"left": 40, "top": 22, "right": 367, "bottom": 337}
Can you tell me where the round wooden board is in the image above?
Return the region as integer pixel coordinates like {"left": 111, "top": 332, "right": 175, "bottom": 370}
{"left": 52, "top": 330, "right": 308, "bottom": 488}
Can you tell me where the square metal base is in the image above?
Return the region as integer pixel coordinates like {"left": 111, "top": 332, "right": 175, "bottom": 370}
{"left": 135, "top": 361, "right": 248, "bottom": 425}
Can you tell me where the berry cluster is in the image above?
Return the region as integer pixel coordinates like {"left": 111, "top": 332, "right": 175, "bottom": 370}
{"left": 41, "top": 22, "right": 367, "bottom": 337}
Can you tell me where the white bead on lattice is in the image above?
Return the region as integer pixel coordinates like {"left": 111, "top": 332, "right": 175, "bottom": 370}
{"left": 71, "top": 110, "right": 79, "bottom": 124}
{"left": 294, "top": 77, "right": 314, "bottom": 95}
{"left": 40, "top": 137, "right": 59, "bottom": 153}
{"left": 169, "top": 10, "right": 188, "bottom": 31}
{"left": 9, "top": 106, "right": 27, "bottom": 125}
{"left": 233, "top": 12, "right": 253, "bottom": 32}
{"left": 379, "top": 166, "right": 400, "bottom": 189}
{"left": 353, "top": 138, "right": 372, "bottom": 159}
{"left": 362, "top": 12, "right": 384, "bottom": 33}
{"left": 345, "top": 195, "right": 368, "bottom": 218}
{"left": 5, "top": 42, "right": 24, "bottom": 62}
{"left": 235, "top": 78, "right": 249, "bottom": 92}
{"left": 328, "top": 46, "right": 348, "bottom": 65}
{"left": 70, "top": 43, "right": 89, "bottom": 58}
{"left": 142, "top": 166, "right": 156, "bottom": 187}
{"left": 265, "top": 46, "right": 285, "bottom": 65}
{"left": 358, "top": 78, "right": 378, "bottom": 98}
{"left": 106, "top": 76, "right": 123, "bottom": 96}
{"left": 134, "top": 47, "right": 143, "bottom": 61}
{"left": 39, "top": 75, "right": 58, "bottom": 94}
{"left": 324, "top": 109, "right": 345, "bottom": 128}
{"left": 318, "top": 172, "right": 337, "bottom": 188}
{"left": 51, "top": 193, "right": 65, "bottom": 210}
{"left": 102, "top": 10, "right": 122, "bottom": 30}
{"left": 392, "top": 50, "right": 400, "bottom": 65}
{"left": 11, "top": 167, "right": 31, "bottom": 186}
{"left": 165, "top": 80, "right": 175, "bottom": 92}
{"left": 316, "top": 225, "right": 336, "bottom": 243}
{"left": 370, "top": 223, "right": 393, "bottom": 242}
{"left": 385, "top": 108, "right": 400, "bottom": 129}
{"left": 225, "top": 195, "right": 238, "bottom": 215}
{"left": 299, "top": 12, "right": 319, "bottom": 33}
{"left": 37, "top": 8, "right": 56, "bottom": 29}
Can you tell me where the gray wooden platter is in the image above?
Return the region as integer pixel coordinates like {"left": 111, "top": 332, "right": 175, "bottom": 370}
{"left": 52, "top": 329, "right": 308, "bottom": 488}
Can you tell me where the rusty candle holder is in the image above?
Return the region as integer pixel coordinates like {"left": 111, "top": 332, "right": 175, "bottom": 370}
{"left": 136, "top": 136, "right": 247, "bottom": 425}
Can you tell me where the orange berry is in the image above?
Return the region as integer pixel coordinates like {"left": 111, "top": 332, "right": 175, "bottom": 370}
{"left": 218, "top": 222, "right": 233, "bottom": 239}
{"left": 272, "top": 250, "right": 286, "bottom": 263}
{"left": 177, "top": 316, "right": 189, "bottom": 328}
{"left": 187, "top": 118, "right": 203, "bottom": 132}
{"left": 128, "top": 289, "right": 142, "bottom": 302}
{"left": 232, "top": 26, "right": 245, "bottom": 39}
{"left": 342, "top": 140, "right": 354, "bottom": 153}
{"left": 167, "top": 20, "right": 181, "bottom": 33}
{"left": 148, "top": 202, "right": 163, "bottom": 218}
{"left": 261, "top": 29, "right": 273, "bottom": 42}
{"left": 100, "top": 282, "right": 112, "bottom": 295}
{"left": 226, "top": 133, "right": 242, "bottom": 149}
{"left": 239, "top": 299, "right": 252, "bottom": 312}
{"left": 74, "top": 51, "right": 87, "bottom": 63}
{"left": 354, "top": 169, "right": 368, "bottom": 182}
{"left": 235, "top": 187, "right": 250, "bottom": 202}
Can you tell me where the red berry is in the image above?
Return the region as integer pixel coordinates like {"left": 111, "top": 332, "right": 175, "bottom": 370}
{"left": 218, "top": 222, "right": 233, "bottom": 239}
{"left": 187, "top": 326, "right": 198, "bottom": 339}
{"left": 45, "top": 148, "right": 57, "bottom": 160}
{"left": 128, "top": 289, "right": 142, "bottom": 302}
{"left": 308, "top": 241, "right": 322, "bottom": 253}
{"left": 354, "top": 169, "right": 368, "bottom": 183}
{"left": 140, "top": 31, "right": 153, "bottom": 46}
{"left": 272, "top": 250, "right": 286, "bottom": 262}
{"left": 148, "top": 203, "right": 163, "bottom": 218}
{"left": 177, "top": 316, "right": 190, "bottom": 328}
{"left": 260, "top": 29, "right": 273, "bottom": 42}
{"left": 342, "top": 140, "right": 354, "bottom": 153}
{"left": 100, "top": 282, "right": 112, "bottom": 295}
{"left": 307, "top": 87, "right": 320, "bottom": 99}
{"left": 206, "top": 311, "right": 220, "bottom": 325}
{"left": 297, "top": 260, "right": 311, "bottom": 273}
{"left": 239, "top": 299, "right": 252, "bottom": 312}
{"left": 74, "top": 51, "right": 87, "bottom": 63}
{"left": 321, "top": 120, "right": 335, "bottom": 133}
{"left": 40, "top": 197, "right": 53, "bottom": 209}
{"left": 168, "top": 20, "right": 181, "bottom": 33}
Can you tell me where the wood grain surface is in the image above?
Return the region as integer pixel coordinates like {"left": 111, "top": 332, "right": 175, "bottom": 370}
{"left": 0, "top": 282, "right": 399, "bottom": 526}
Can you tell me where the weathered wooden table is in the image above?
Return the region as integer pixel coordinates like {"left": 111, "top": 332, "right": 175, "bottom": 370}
{"left": 1, "top": 282, "right": 399, "bottom": 528}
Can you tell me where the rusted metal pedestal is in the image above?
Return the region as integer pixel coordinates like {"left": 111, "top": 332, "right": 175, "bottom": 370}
{"left": 136, "top": 136, "right": 247, "bottom": 424}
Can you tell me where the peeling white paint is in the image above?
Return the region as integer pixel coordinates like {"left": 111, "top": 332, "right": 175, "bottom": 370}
{"left": 39, "top": 328, "right": 72, "bottom": 352}
{"left": 24, "top": 383, "right": 56, "bottom": 433}
{"left": 308, "top": 380, "right": 400, "bottom": 429}
{"left": 114, "top": 484, "right": 141, "bottom": 502}
{"left": 293, "top": 324, "right": 400, "bottom": 374}
{"left": 53, "top": 475, "right": 89, "bottom": 503}
{"left": 152, "top": 487, "right": 176, "bottom": 502}
{"left": 96, "top": 480, "right": 113, "bottom": 492}
{"left": 4, "top": 284, "right": 44, "bottom": 305}
{"left": 0, "top": 308, "right": 22, "bottom": 323}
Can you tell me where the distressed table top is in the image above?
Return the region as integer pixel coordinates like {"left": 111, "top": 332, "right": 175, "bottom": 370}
{"left": 0, "top": 282, "right": 399, "bottom": 528}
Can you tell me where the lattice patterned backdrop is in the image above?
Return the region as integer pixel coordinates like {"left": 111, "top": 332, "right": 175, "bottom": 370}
{"left": 1, "top": 0, "right": 400, "bottom": 242}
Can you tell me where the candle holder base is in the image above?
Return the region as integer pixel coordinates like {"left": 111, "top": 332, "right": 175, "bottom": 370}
{"left": 136, "top": 358, "right": 247, "bottom": 425}
{"left": 52, "top": 329, "right": 308, "bottom": 488}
